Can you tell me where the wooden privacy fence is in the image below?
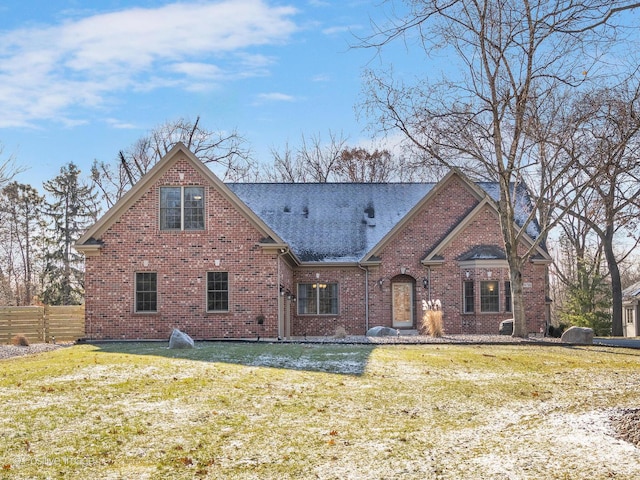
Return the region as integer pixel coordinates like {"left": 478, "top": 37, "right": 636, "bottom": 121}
{"left": 0, "top": 305, "right": 85, "bottom": 344}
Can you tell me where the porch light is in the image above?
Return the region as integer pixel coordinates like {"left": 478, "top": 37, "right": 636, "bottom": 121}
{"left": 422, "top": 277, "right": 429, "bottom": 289}
{"left": 280, "top": 285, "right": 285, "bottom": 296}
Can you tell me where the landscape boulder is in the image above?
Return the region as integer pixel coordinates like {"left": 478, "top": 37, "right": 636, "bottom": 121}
{"left": 366, "top": 326, "right": 399, "bottom": 337}
{"left": 169, "top": 328, "right": 195, "bottom": 349}
{"left": 560, "top": 326, "right": 594, "bottom": 345}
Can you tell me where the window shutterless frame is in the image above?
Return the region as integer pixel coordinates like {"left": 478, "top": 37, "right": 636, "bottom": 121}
{"left": 480, "top": 281, "right": 500, "bottom": 312}
{"left": 135, "top": 272, "right": 157, "bottom": 313}
{"left": 160, "top": 186, "right": 205, "bottom": 231}
{"left": 463, "top": 280, "right": 475, "bottom": 313}
{"left": 297, "top": 282, "right": 338, "bottom": 315}
{"left": 207, "top": 271, "right": 229, "bottom": 312}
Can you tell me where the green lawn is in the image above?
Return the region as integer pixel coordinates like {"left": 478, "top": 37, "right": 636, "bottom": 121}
{"left": 1, "top": 342, "right": 639, "bottom": 479}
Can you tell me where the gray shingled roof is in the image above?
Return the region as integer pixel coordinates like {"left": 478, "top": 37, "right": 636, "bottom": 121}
{"left": 227, "top": 182, "right": 540, "bottom": 263}
{"left": 623, "top": 281, "right": 640, "bottom": 299}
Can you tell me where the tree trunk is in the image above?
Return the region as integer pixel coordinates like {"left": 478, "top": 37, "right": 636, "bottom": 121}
{"left": 603, "top": 231, "right": 623, "bottom": 336}
{"left": 509, "top": 264, "right": 528, "bottom": 338}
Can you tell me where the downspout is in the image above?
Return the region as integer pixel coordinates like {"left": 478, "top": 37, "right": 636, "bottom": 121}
{"left": 428, "top": 266, "right": 432, "bottom": 303}
{"left": 358, "top": 264, "right": 369, "bottom": 332}
{"left": 277, "top": 248, "right": 288, "bottom": 340}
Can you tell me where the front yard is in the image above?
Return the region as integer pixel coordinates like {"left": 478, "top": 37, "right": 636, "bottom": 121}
{"left": 1, "top": 342, "right": 639, "bottom": 479}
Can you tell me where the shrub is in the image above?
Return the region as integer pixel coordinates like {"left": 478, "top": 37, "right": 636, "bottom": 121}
{"left": 11, "top": 334, "right": 29, "bottom": 347}
{"left": 548, "top": 323, "right": 568, "bottom": 338}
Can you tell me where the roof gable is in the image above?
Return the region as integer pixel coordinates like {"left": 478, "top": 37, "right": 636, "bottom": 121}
{"left": 361, "top": 169, "right": 487, "bottom": 261}
{"left": 76, "top": 143, "right": 282, "bottom": 248}
{"left": 421, "top": 197, "right": 551, "bottom": 265}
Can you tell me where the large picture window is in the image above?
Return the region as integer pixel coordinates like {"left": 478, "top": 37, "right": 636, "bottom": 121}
{"left": 207, "top": 272, "right": 229, "bottom": 312}
{"left": 135, "top": 272, "right": 157, "bottom": 312}
{"left": 160, "top": 186, "right": 204, "bottom": 230}
{"left": 481, "top": 281, "right": 499, "bottom": 312}
{"left": 298, "top": 282, "right": 338, "bottom": 315}
{"left": 463, "top": 281, "right": 475, "bottom": 313}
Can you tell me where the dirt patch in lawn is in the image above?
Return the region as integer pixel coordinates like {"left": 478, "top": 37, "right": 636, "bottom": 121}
{"left": 612, "top": 408, "right": 640, "bottom": 448}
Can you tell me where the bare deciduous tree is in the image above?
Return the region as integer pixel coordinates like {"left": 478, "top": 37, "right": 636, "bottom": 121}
{"left": 92, "top": 117, "right": 254, "bottom": 206}
{"left": 0, "top": 183, "right": 44, "bottom": 305}
{"left": 562, "top": 80, "right": 640, "bottom": 335}
{"left": 262, "top": 131, "right": 348, "bottom": 182}
{"left": 361, "top": 0, "right": 640, "bottom": 336}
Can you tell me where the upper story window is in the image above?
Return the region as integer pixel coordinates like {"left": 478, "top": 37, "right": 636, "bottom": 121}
{"left": 480, "top": 281, "right": 499, "bottom": 312}
{"left": 160, "top": 186, "right": 204, "bottom": 230}
{"left": 298, "top": 282, "right": 339, "bottom": 315}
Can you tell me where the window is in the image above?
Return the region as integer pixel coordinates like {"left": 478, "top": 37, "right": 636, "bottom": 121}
{"left": 207, "top": 272, "right": 229, "bottom": 312}
{"left": 160, "top": 186, "right": 204, "bottom": 230}
{"left": 298, "top": 283, "right": 338, "bottom": 315}
{"left": 481, "top": 281, "right": 499, "bottom": 312}
{"left": 463, "top": 281, "right": 475, "bottom": 313}
{"left": 505, "top": 281, "right": 512, "bottom": 313}
{"left": 135, "top": 272, "right": 157, "bottom": 312}
{"left": 626, "top": 308, "right": 634, "bottom": 324}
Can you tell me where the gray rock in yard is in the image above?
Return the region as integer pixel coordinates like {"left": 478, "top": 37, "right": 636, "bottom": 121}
{"left": 366, "top": 326, "right": 399, "bottom": 337}
{"left": 169, "top": 328, "right": 195, "bottom": 349}
{"left": 560, "top": 326, "right": 594, "bottom": 345}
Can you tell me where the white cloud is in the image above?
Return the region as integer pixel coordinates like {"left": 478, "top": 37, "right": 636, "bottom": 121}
{"left": 254, "top": 92, "right": 297, "bottom": 103}
{"left": 0, "top": 0, "right": 298, "bottom": 128}
{"left": 105, "top": 118, "right": 138, "bottom": 130}
{"left": 321, "top": 24, "right": 361, "bottom": 36}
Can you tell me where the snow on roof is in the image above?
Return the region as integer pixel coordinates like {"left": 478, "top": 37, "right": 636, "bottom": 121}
{"left": 228, "top": 183, "right": 433, "bottom": 262}
{"left": 228, "top": 182, "right": 541, "bottom": 263}
{"left": 477, "top": 182, "right": 541, "bottom": 241}
{"left": 623, "top": 281, "right": 640, "bottom": 299}
{"left": 458, "top": 245, "right": 506, "bottom": 261}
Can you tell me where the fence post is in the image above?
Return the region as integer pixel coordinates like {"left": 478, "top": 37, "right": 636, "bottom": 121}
{"left": 43, "top": 305, "right": 49, "bottom": 342}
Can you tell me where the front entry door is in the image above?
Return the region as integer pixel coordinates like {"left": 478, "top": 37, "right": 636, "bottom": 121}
{"left": 392, "top": 282, "right": 414, "bottom": 328}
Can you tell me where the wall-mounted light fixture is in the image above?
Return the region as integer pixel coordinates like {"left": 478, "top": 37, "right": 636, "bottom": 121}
{"left": 422, "top": 277, "right": 429, "bottom": 289}
{"left": 279, "top": 285, "right": 285, "bottom": 296}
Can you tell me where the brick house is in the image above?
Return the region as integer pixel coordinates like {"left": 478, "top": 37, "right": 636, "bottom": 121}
{"left": 76, "top": 142, "right": 550, "bottom": 340}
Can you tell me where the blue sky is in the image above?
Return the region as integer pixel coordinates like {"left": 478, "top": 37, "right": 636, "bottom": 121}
{"left": 1, "top": 0, "right": 418, "bottom": 188}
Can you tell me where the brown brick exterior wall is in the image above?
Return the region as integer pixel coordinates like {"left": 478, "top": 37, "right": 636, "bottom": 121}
{"left": 83, "top": 159, "right": 548, "bottom": 340}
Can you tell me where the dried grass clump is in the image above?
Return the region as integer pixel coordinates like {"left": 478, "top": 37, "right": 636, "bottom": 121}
{"left": 11, "top": 334, "right": 30, "bottom": 347}
{"left": 421, "top": 300, "right": 444, "bottom": 337}
{"left": 334, "top": 326, "right": 347, "bottom": 339}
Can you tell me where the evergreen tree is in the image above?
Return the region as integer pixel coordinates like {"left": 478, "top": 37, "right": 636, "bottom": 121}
{"left": 559, "top": 265, "right": 613, "bottom": 337}
{"left": 42, "top": 163, "right": 99, "bottom": 305}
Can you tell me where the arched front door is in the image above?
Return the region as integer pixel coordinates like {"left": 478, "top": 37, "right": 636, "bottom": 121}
{"left": 392, "top": 276, "right": 415, "bottom": 328}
